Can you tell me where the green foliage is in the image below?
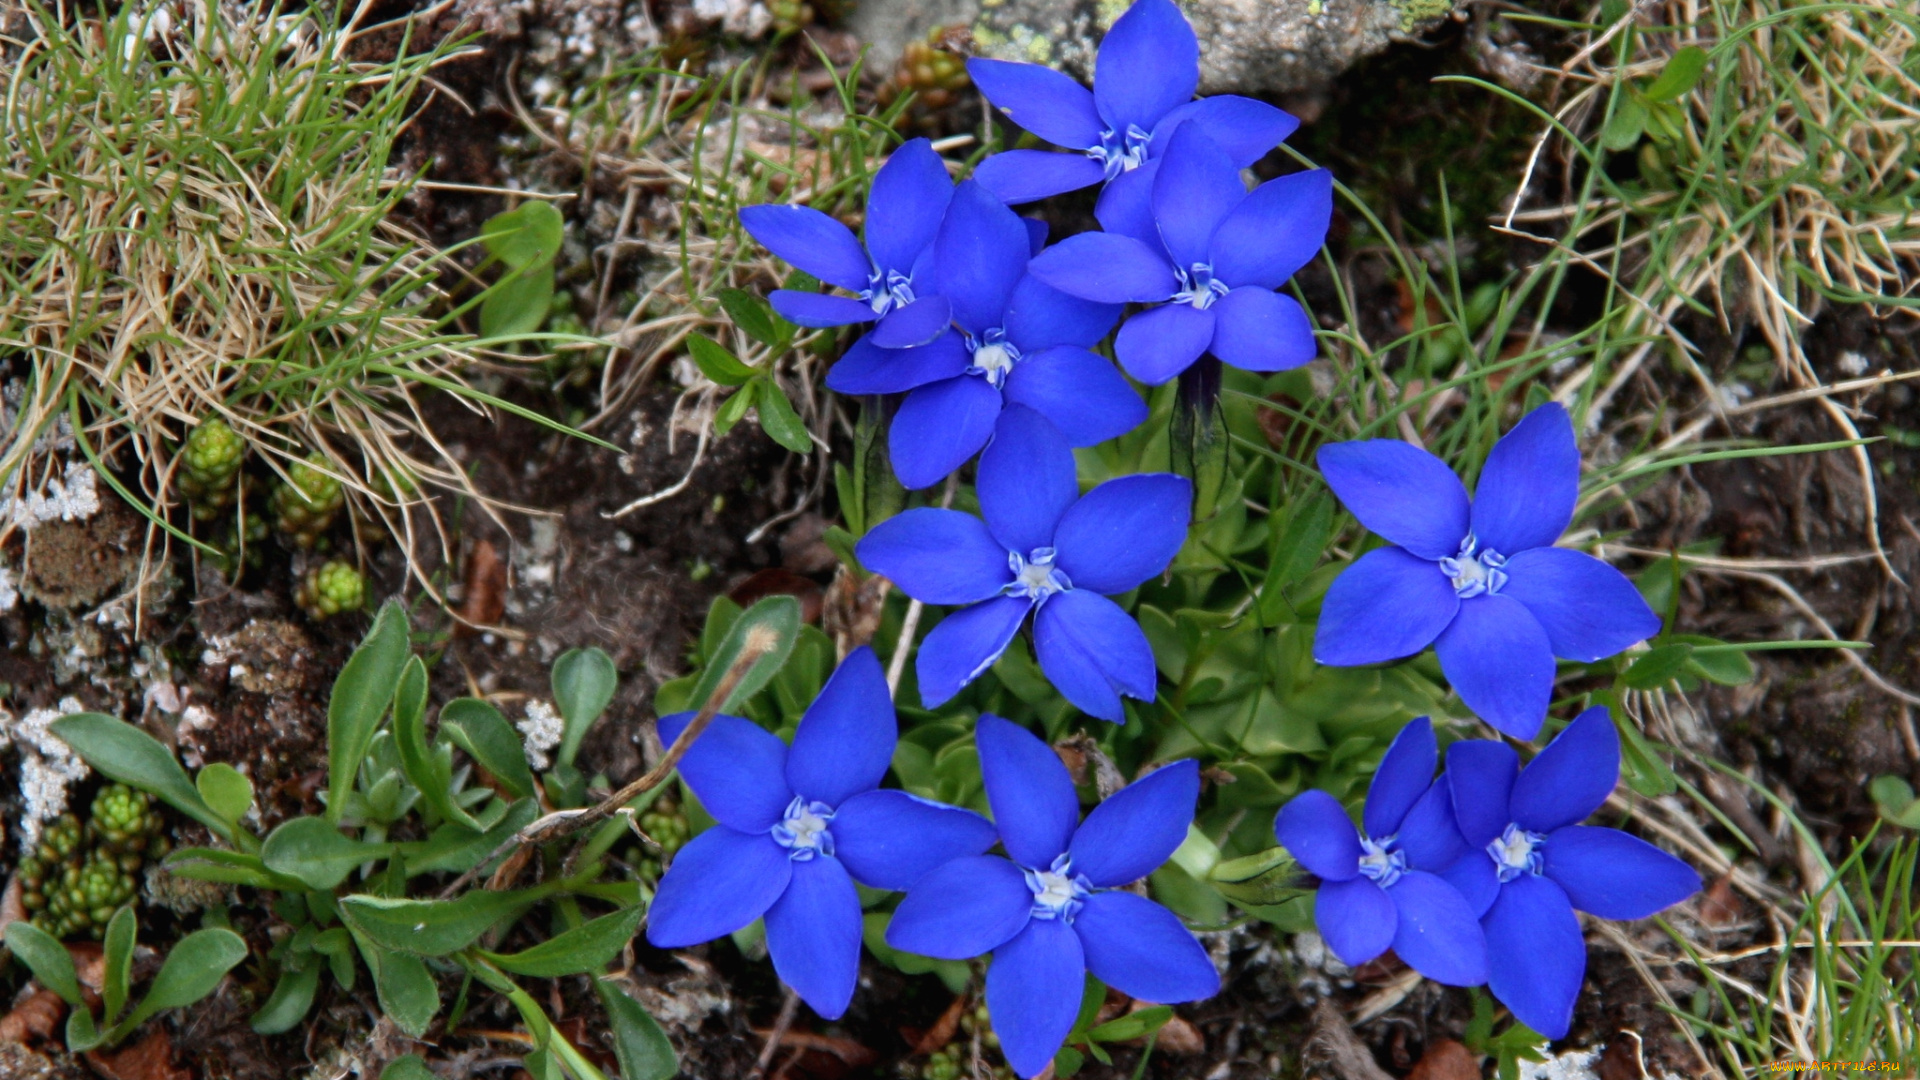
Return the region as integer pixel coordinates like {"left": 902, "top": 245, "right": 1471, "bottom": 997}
{"left": 1463, "top": 990, "right": 1550, "bottom": 1080}
{"left": 5, "top": 913, "right": 245, "bottom": 1051}
{"left": 327, "top": 601, "right": 413, "bottom": 822}
{"left": 48, "top": 714, "right": 231, "bottom": 841}
{"left": 479, "top": 202, "right": 565, "bottom": 339}
{"left": 1871, "top": 777, "right": 1920, "bottom": 829}
{"left": 691, "top": 331, "right": 815, "bottom": 453}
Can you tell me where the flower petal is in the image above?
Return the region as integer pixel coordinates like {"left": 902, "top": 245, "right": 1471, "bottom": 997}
{"left": 769, "top": 290, "right": 880, "bottom": 328}
{"left": 1315, "top": 439, "right": 1470, "bottom": 560}
{"left": 1092, "top": 0, "right": 1198, "bottom": 134}
{"left": 832, "top": 789, "right": 999, "bottom": 891}
{"left": 1024, "top": 217, "right": 1050, "bottom": 255}
{"left": 1510, "top": 706, "right": 1619, "bottom": 834}
{"left": 1207, "top": 168, "right": 1334, "bottom": 290}
{"left": 656, "top": 713, "right": 793, "bottom": 833}
{"left": 1484, "top": 873, "right": 1585, "bottom": 1040}
{"left": 1470, "top": 402, "right": 1578, "bottom": 556}
{"left": 1315, "top": 875, "right": 1397, "bottom": 967}
{"left": 1151, "top": 123, "right": 1246, "bottom": 269}
{"left": 1396, "top": 779, "right": 1469, "bottom": 870}
{"left": 765, "top": 855, "right": 863, "bottom": 1019}
{"left": 974, "top": 150, "right": 1110, "bottom": 205}
{"left": 1151, "top": 96, "right": 1300, "bottom": 167}
{"left": 1434, "top": 595, "right": 1556, "bottom": 741}
{"left": 917, "top": 596, "right": 1033, "bottom": 709}
{"left": 1543, "top": 826, "right": 1701, "bottom": 920}
{"left": 786, "top": 646, "right": 894, "bottom": 807}
{"left": 1114, "top": 303, "right": 1216, "bottom": 385}
{"left": 1053, "top": 474, "right": 1192, "bottom": 594}
{"left": 988, "top": 919, "right": 1086, "bottom": 1079}
{"left": 1209, "top": 287, "right": 1316, "bottom": 372}
{"left": 1004, "top": 274, "right": 1123, "bottom": 352}
{"left": 1313, "top": 546, "right": 1460, "bottom": 666}
{"left": 1003, "top": 346, "right": 1148, "bottom": 447}
{"left": 1500, "top": 548, "right": 1662, "bottom": 662}
{"left": 825, "top": 330, "right": 970, "bottom": 395}
{"left": 855, "top": 507, "right": 1010, "bottom": 604}
{"left": 1093, "top": 159, "right": 1162, "bottom": 246}
{"left": 1365, "top": 717, "right": 1437, "bottom": 839}
{"left": 1033, "top": 590, "right": 1159, "bottom": 722}
{"left": 886, "top": 854, "right": 1034, "bottom": 959}
{"left": 977, "top": 714, "right": 1082, "bottom": 868}
{"left": 1437, "top": 851, "right": 1500, "bottom": 917}
{"left": 1074, "top": 890, "right": 1219, "bottom": 1003}
{"left": 1446, "top": 740, "right": 1519, "bottom": 849}
{"left": 889, "top": 375, "right": 1004, "bottom": 490}
{"left": 645, "top": 827, "right": 793, "bottom": 947}
{"left": 1386, "top": 870, "right": 1489, "bottom": 986}
{"left": 870, "top": 295, "right": 954, "bottom": 349}
{"left": 1029, "top": 233, "right": 1178, "bottom": 304}
{"left": 1069, "top": 759, "right": 1200, "bottom": 887}
{"left": 1273, "top": 788, "right": 1363, "bottom": 882}
{"left": 977, "top": 404, "right": 1079, "bottom": 555}
{"left": 738, "top": 204, "right": 872, "bottom": 292}
{"left": 865, "top": 138, "right": 954, "bottom": 274}
{"left": 935, "top": 180, "right": 1034, "bottom": 336}
{"left": 967, "top": 59, "right": 1103, "bottom": 149}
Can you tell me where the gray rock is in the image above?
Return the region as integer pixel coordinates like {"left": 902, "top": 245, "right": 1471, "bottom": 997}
{"left": 845, "top": 0, "right": 983, "bottom": 74}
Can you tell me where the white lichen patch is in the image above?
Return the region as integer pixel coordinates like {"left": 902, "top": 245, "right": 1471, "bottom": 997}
{"left": 0, "top": 696, "right": 92, "bottom": 850}
{"left": 1, "top": 460, "right": 101, "bottom": 530}
{"left": 518, "top": 698, "right": 564, "bottom": 770}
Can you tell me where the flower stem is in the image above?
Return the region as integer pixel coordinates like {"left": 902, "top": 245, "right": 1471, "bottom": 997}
{"left": 1172, "top": 353, "right": 1227, "bottom": 520}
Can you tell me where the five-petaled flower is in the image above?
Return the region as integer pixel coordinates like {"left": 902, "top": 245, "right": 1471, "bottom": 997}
{"left": 645, "top": 647, "right": 998, "bottom": 1018}
{"left": 1312, "top": 402, "right": 1664, "bottom": 739}
{"left": 1441, "top": 707, "right": 1701, "bottom": 1038}
{"left": 855, "top": 406, "right": 1190, "bottom": 721}
{"left": 887, "top": 715, "right": 1219, "bottom": 1078}
{"left": 1274, "top": 716, "right": 1488, "bottom": 987}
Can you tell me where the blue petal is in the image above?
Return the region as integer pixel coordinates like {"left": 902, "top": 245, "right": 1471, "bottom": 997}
{"left": 865, "top": 138, "right": 954, "bottom": 275}
{"left": 1053, "top": 474, "right": 1192, "bottom": 594}
{"left": 1397, "top": 779, "right": 1471, "bottom": 873}
{"left": 1151, "top": 123, "right": 1246, "bottom": 270}
{"left": 1312, "top": 546, "right": 1460, "bottom": 666}
{"left": 769, "top": 290, "right": 880, "bottom": 328}
{"left": 870, "top": 295, "right": 953, "bottom": 349}
{"left": 1023, "top": 217, "right": 1049, "bottom": 255}
{"left": 1150, "top": 96, "right": 1300, "bottom": 168}
{"left": 738, "top": 204, "right": 872, "bottom": 292}
{"left": 832, "top": 789, "right": 999, "bottom": 891}
{"left": 1470, "top": 402, "right": 1578, "bottom": 556}
{"left": 1435, "top": 595, "right": 1556, "bottom": 740}
{"left": 1033, "top": 590, "right": 1159, "bottom": 722}
{"left": 1209, "top": 287, "right": 1316, "bottom": 372}
{"left": 977, "top": 404, "right": 1079, "bottom": 555}
{"left": 1315, "top": 875, "right": 1397, "bottom": 967}
{"left": 855, "top": 507, "right": 1010, "bottom": 604}
{"left": 1003, "top": 347, "right": 1148, "bottom": 447}
{"left": 967, "top": 59, "right": 1103, "bottom": 149}
{"left": 1004, "top": 274, "right": 1123, "bottom": 352}
{"left": 1484, "top": 873, "right": 1585, "bottom": 1040}
{"left": 786, "top": 646, "right": 894, "bottom": 807}
{"left": 1029, "top": 233, "right": 1178, "bottom": 304}
{"left": 977, "top": 714, "right": 1082, "bottom": 868}
{"left": 1315, "top": 439, "right": 1471, "bottom": 560}
{"left": 1510, "top": 706, "right": 1619, "bottom": 834}
{"left": 1543, "top": 826, "right": 1701, "bottom": 920}
{"left": 645, "top": 826, "right": 792, "bottom": 947}
{"left": 1093, "top": 159, "right": 1162, "bottom": 246}
{"left": 1115, "top": 303, "right": 1216, "bottom": 386}
{"left": 974, "top": 150, "right": 1109, "bottom": 205}
{"left": 825, "top": 330, "right": 970, "bottom": 395}
{"left": 1273, "top": 789, "right": 1363, "bottom": 882}
{"left": 917, "top": 596, "right": 1033, "bottom": 709}
{"left": 1446, "top": 739, "right": 1519, "bottom": 849}
{"left": 1207, "top": 169, "right": 1334, "bottom": 290}
{"left": 1068, "top": 759, "right": 1200, "bottom": 887}
{"left": 1365, "top": 717, "right": 1438, "bottom": 839}
{"left": 935, "top": 181, "right": 1034, "bottom": 335}
{"left": 1501, "top": 548, "right": 1663, "bottom": 662}
{"left": 886, "top": 854, "right": 1034, "bottom": 959}
{"left": 1437, "top": 851, "right": 1500, "bottom": 917}
{"left": 1092, "top": 0, "right": 1198, "bottom": 134}
{"left": 987, "top": 918, "right": 1087, "bottom": 1079}
{"left": 655, "top": 713, "right": 793, "bottom": 833}
{"left": 1385, "top": 870, "right": 1489, "bottom": 986}
{"left": 1074, "top": 891, "right": 1219, "bottom": 1003}
{"left": 764, "top": 854, "right": 863, "bottom": 1019}
{"left": 890, "top": 375, "right": 1004, "bottom": 490}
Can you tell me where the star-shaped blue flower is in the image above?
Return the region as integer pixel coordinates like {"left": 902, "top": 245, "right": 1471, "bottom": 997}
{"left": 967, "top": 0, "right": 1298, "bottom": 205}
{"left": 827, "top": 181, "right": 1145, "bottom": 489}
{"left": 1027, "top": 124, "right": 1332, "bottom": 385}
{"left": 1441, "top": 707, "right": 1701, "bottom": 1038}
{"left": 886, "top": 715, "right": 1218, "bottom": 1078}
{"left": 1274, "top": 716, "right": 1488, "bottom": 987}
{"left": 645, "top": 646, "right": 998, "bottom": 1019}
{"left": 1312, "top": 402, "right": 1664, "bottom": 740}
{"left": 738, "top": 138, "right": 955, "bottom": 349}
{"left": 855, "top": 406, "right": 1190, "bottom": 721}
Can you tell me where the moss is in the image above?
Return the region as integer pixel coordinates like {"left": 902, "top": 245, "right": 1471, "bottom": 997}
{"left": 1393, "top": 0, "right": 1456, "bottom": 31}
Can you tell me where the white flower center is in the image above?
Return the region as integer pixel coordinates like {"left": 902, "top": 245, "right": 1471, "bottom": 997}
{"left": 770, "top": 797, "right": 836, "bottom": 860}
{"left": 1025, "top": 855, "right": 1091, "bottom": 921}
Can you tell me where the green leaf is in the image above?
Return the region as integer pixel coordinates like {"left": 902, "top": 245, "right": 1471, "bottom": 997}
{"left": 1068, "top": 973, "right": 1106, "bottom": 1038}
{"left": 4, "top": 920, "right": 83, "bottom": 1007}
{"left": 482, "top": 201, "right": 565, "bottom": 269}
{"left": 48, "top": 713, "right": 229, "bottom": 840}
{"left": 1670, "top": 635, "right": 1756, "bottom": 686}
{"left": 356, "top": 937, "right": 440, "bottom": 1037}
{"left": 328, "top": 601, "right": 412, "bottom": 822}
{"left": 163, "top": 848, "right": 304, "bottom": 890}
{"left": 390, "top": 657, "right": 478, "bottom": 831}
{"left": 195, "top": 763, "right": 254, "bottom": 828}
{"left": 339, "top": 887, "right": 546, "bottom": 957}
{"left": 1643, "top": 45, "right": 1708, "bottom": 101}
{"left": 597, "top": 979, "right": 680, "bottom": 1080}
{"left": 481, "top": 261, "right": 556, "bottom": 339}
{"left": 685, "top": 594, "right": 802, "bottom": 716}
{"left": 1055, "top": 1047, "right": 1086, "bottom": 1078}
{"left": 1260, "top": 494, "right": 1333, "bottom": 622}
{"left": 114, "top": 928, "right": 248, "bottom": 1036}
{"left": 66, "top": 1008, "right": 101, "bottom": 1053}
{"left": 1601, "top": 95, "right": 1647, "bottom": 151}
{"left": 251, "top": 964, "right": 321, "bottom": 1035}
{"left": 755, "top": 379, "right": 813, "bottom": 453}
{"left": 402, "top": 797, "right": 539, "bottom": 877}
{"left": 717, "top": 288, "right": 782, "bottom": 348}
{"left": 263, "top": 816, "right": 397, "bottom": 891}
{"left": 439, "top": 697, "right": 535, "bottom": 800}
{"left": 1088, "top": 1005, "right": 1172, "bottom": 1044}
{"left": 1616, "top": 714, "right": 1678, "bottom": 798}
{"left": 1870, "top": 775, "right": 1920, "bottom": 829}
{"left": 482, "top": 906, "right": 645, "bottom": 977}
{"left": 380, "top": 1055, "right": 438, "bottom": 1080}
{"left": 688, "top": 333, "right": 757, "bottom": 386}
{"left": 553, "top": 647, "right": 619, "bottom": 768}
{"left": 1621, "top": 642, "right": 1692, "bottom": 689}
{"left": 102, "top": 906, "right": 135, "bottom": 1026}
{"left": 1171, "top": 379, "right": 1228, "bottom": 522}
{"left": 713, "top": 381, "right": 755, "bottom": 436}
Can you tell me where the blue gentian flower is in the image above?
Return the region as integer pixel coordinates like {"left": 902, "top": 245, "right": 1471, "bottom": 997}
{"left": 1312, "top": 402, "right": 1664, "bottom": 740}
{"left": 1442, "top": 707, "right": 1701, "bottom": 1038}
{"left": 1273, "top": 717, "right": 1487, "bottom": 986}
{"left": 1027, "top": 124, "right": 1332, "bottom": 385}
{"left": 967, "top": 0, "right": 1298, "bottom": 205}
{"left": 827, "top": 181, "right": 1145, "bottom": 489}
{"left": 854, "top": 406, "right": 1190, "bottom": 721}
{"left": 645, "top": 646, "right": 998, "bottom": 1018}
{"left": 887, "top": 715, "right": 1219, "bottom": 1078}
{"left": 738, "top": 138, "right": 955, "bottom": 349}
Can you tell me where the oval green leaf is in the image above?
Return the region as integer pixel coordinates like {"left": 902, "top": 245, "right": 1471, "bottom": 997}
{"left": 328, "top": 601, "right": 413, "bottom": 822}
{"left": 552, "top": 647, "right": 618, "bottom": 767}
{"left": 686, "top": 594, "right": 802, "bottom": 716}
{"left": 340, "top": 887, "right": 544, "bottom": 957}
{"left": 49, "top": 713, "right": 228, "bottom": 840}
{"left": 439, "top": 697, "right": 535, "bottom": 800}
{"left": 196, "top": 763, "right": 254, "bottom": 827}
{"left": 482, "top": 905, "right": 644, "bottom": 978}
{"left": 116, "top": 928, "right": 248, "bottom": 1034}
{"left": 251, "top": 963, "right": 321, "bottom": 1035}
{"left": 597, "top": 978, "right": 679, "bottom": 1080}
{"left": 262, "top": 816, "right": 396, "bottom": 891}
{"left": 4, "top": 920, "right": 83, "bottom": 1006}
{"left": 756, "top": 379, "right": 813, "bottom": 453}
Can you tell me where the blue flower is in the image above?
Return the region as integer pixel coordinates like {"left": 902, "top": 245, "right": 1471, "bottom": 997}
{"left": 854, "top": 406, "right": 1190, "bottom": 721}
{"left": 1273, "top": 717, "right": 1488, "bottom": 986}
{"left": 1027, "top": 123, "right": 1332, "bottom": 385}
{"left": 1311, "top": 402, "right": 1664, "bottom": 739}
{"left": 828, "top": 181, "right": 1145, "bottom": 489}
{"left": 645, "top": 646, "right": 998, "bottom": 1019}
{"left": 739, "top": 138, "right": 955, "bottom": 349}
{"left": 967, "top": 0, "right": 1298, "bottom": 205}
{"left": 1440, "top": 707, "right": 1701, "bottom": 1039}
{"left": 886, "top": 715, "right": 1218, "bottom": 1077}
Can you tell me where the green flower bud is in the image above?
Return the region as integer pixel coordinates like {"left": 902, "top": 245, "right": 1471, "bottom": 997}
{"left": 178, "top": 417, "right": 246, "bottom": 517}
{"left": 270, "top": 452, "right": 345, "bottom": 545}
{"left": 295, "top": 559, "right": 367, "bottom": 619}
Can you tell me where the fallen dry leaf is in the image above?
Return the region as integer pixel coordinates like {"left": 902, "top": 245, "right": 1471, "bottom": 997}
{"left": 909, "top": 994, "right": 969, "bottom": 1056}
{"left": 0, "top": 990, "right": 65, "bottom": 1044}
{"left": 727, "top": 568, "right": 823, "bottom": 624}
{"left": 1150, "top": 1010, "right": 1205, "bottom": 1056}
{"left": 1699, "top": 874, "right": 1744, "bottom": 928}
{"left": 748, "top": 1028, "right": 877, "bottom": 1067}
{"left": 1408, "top": 1038, "right": 1480, "bottom": 1080}
{"left": 454, "top": 538, "right": 508, "bottom": 634}
{"left": 85, "top": 1028, "right": 188, "bottom": 1080}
